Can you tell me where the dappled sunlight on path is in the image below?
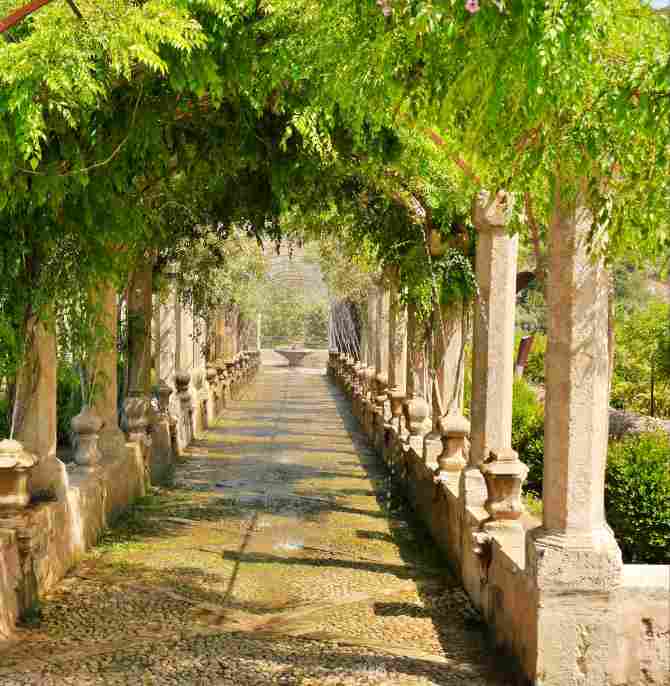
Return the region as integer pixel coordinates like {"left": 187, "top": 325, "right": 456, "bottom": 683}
{"left": 0, "top": 368, "right": 517, "bottom": 686}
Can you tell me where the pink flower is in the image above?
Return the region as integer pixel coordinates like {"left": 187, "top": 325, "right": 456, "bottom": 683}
{"left": 465, "top": 0, "right": 480, "bottom": 13}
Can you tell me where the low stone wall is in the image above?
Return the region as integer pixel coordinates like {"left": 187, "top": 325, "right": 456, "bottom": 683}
{"left": 0, "top": 441, "right": 145, "bottom": 640}
{"left": 0, "top": 352, "right": 261, "bottom": 641}
{"left": 331, "top": 367, "right": 670, "bottom": 685}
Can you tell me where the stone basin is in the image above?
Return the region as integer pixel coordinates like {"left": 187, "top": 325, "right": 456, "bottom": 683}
{"left": 275, "top": 348, "right": 311, "bottom": 367}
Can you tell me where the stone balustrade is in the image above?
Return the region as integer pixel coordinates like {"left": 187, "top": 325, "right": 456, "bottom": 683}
{"left": 328, "top": 193, "right": 668, "bottom": 685}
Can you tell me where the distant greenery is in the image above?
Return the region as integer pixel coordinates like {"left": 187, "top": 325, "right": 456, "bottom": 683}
{"left": 612, "top": 300, "right": 670, "bottom": 417}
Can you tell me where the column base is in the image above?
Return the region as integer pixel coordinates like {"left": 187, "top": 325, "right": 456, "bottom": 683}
{"left": 527, "top": 526, "right": 623, "bottom": 591}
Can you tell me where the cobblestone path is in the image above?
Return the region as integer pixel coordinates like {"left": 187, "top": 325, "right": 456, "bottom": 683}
{"left": 0, "top": 365, "right": 517, "bottom": 685}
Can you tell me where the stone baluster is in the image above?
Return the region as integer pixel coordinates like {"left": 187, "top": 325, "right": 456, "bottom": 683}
{"left": 461, "top": 192, "right": 518, "bottom": 509}
{"left": 527, "top": 184, "right": 622, "bottom": 681}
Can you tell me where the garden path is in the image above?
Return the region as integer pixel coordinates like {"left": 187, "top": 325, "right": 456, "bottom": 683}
{"left": 0, "top": 363, "right": 517, "bottom": 685}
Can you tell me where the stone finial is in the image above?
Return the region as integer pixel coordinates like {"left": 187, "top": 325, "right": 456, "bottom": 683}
{"left": 437, "top": 413, "right": 471, "bottom": 474}
{"left": 174, "top": 370, "right": 191, "bottom": 394}
{"left": 404, "top": 394, "right": 430, "bottom": 437}
{"left": 0, "top": 439, "right": 39, "bottom": 509}
{"left": 206, "top": 365, "right": 218, "bottom": 386}
{"left": 71, "top": 406, "right": 104, "bottom": 467}
{"left": 157, "top": 381, "right": 173, "bottom": 416}
{"left": 123, "top": 394, "right": 151, "bottom": 444}
{"left": 480, "top": 448, "right": 528, "bottom": 525}
{"left": 389, "top": 386, "right": 405, "bottom": 433}
{"left": 374, "top": 373, "right": 388, "bottom": 405}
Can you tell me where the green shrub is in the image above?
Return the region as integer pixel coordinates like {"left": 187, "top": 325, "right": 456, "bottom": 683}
{"left": 524, "top": 334, "right": 546, "bottom": 385}
{"left": 605, "top": 432, "right": 670, "bottom": 564}
{"left": 511, "top": 377, "right": 545, "bottom": 494}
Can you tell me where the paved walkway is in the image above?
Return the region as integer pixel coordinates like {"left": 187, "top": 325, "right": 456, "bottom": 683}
{"left": 0, "top": 365, "right": 516, "bottom": 685}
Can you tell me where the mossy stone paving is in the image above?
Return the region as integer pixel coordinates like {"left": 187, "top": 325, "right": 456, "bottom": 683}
{"left": 0, "top": 366, "right": 518, "bottom": 685}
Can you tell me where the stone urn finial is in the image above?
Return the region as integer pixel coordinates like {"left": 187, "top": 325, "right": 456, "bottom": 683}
{"left": 436, "top": 413, "right": 471, "bottom": 475}
{"left": 71, "top": 406, "right": 104, "bottom": 467}
{"left": 480, "top": 448, "right": 528, "bottom": 525}
{"left": 404, "top": 394, "right": 430, "bottom": 437}
{"left": 123, "top": 393, "right": 151, "bottom": 444}
{"left": 174, "top": 370, "right": 191, "bottom": 395}
{"left": 157, "top": 381, "right": 173, "bottom": 416}
{"left": 206, "top": 365, "right": 218, "bottom": 387}
{"left": 0, "top": 439, "right": 39, "bottom": 509}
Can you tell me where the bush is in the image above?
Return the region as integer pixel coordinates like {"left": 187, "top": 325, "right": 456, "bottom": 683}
{"left": 524, "top": 333, "right": 546, "bottom": 386}
{"left": 605, "top": 432, "right": 670, "bottom": 564}
{"left": 511, "top": 377, "right": 545, "bottom": 494}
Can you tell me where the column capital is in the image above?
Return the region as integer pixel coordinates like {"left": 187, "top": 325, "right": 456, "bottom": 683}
{"left": 472, "top": 191, "right": 514, "bottom": 233}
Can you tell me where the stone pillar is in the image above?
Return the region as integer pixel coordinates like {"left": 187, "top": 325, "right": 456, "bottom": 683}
{"left": 403, "top": 303, "right": 430, "bottom": 455}
{"left": 387, "top": 267, "right": 407, "bottom": 433}
{"left": 363, "top": 288, "right": 378, "bottom": 437}
{"left": 127, "top": 264, "right": 153, "bottom": 397}
{"left": 256, "top": 312, "right": 262, "bottom": 350}
{"left": 423, "top": 305, "right": 444, "bottom": 471}
{"left": 374, "top": 279, "right": 390, "bottom": 454}
{"left": 435, "top": 301, "right": 470, "bottom": 483}
{"left": 527, "top": 188, "right": 622, "bottom": 684}
{"left": 124, "top": 262, "right": 153, "bottom": 478}
{"left": 461, "top": 192, "right": 517, "bottom": 508}
{"left": 15, "top": 317, "right": 68, "bottom": 498}
{"left": 94, "top": 285, "right": 126, "bottom": 458}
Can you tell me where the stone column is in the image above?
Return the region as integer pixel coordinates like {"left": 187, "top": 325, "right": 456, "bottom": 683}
{"left": 363, "top": 288, "right": 378, "bottom": 437}
{"left": 387, "top": 266, "right": 407, "bottom": 433}
{"left": 374, "top": 279, "right": 390, "bottom": 454}
{"left": 403, "top": 303, "right": 430, "bottom": 454}
{"left": 127, "top": 263, "right": 152, "bottom": 396}
{"left": 461, "top": 192, "right": 517, "bottom": 508}
{"left": 94, "top": 285, "right": 126, "bottom": 458}
{"left": 15, "top": 317, "right": 68, "bottom": 498}
{"left": 435, "top": 301, "right": 471, "bottom": 483}
{"left": 423, "top": 305, "right": 444, "bottom": 464}
{"left": 256, "top": 313, "right": 262, "bottom": 350}
{"left": 124, "top": 262, "right": 153, "bottom": 476}
{"left": 525, "top": 185, "right": 622, "bottom": 685}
